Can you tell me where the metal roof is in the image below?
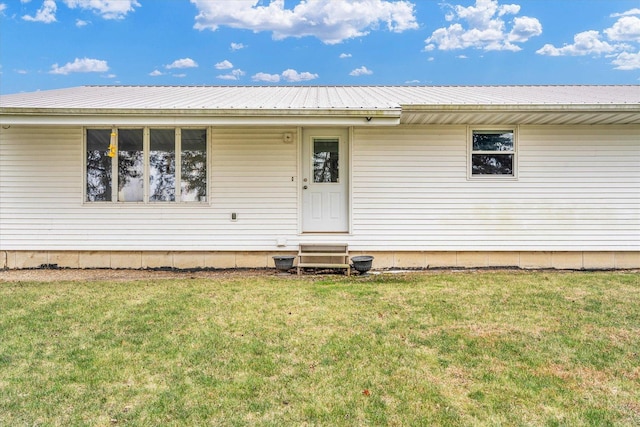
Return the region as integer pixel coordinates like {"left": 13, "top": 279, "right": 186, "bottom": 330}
{"left": 1, "top": 85, "right": 639, "bottom": 126}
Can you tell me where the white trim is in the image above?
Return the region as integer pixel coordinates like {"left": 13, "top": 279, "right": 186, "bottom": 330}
{"left": 348, "top": 126, "right": 354, "bottom": 235}
{"left": 296, "top": 126, "right": 303, "bottom": 235}
{"left": 2, "top": 114, "right": 401, "bottom": 127}
{"left": 299, "top": 127, "right": 350, "bottom": 233}
{"left": 174, "top": 128, "right": 182, "bottom": 201}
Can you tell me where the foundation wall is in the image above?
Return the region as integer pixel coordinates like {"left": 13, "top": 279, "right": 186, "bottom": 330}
{"left": 2, "top": 250, "right": 638, "bottom": 270}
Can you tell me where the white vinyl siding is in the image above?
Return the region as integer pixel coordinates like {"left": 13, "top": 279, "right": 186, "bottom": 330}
{"left": 0, "top": 126, "right": 298, "bottom": 251}
{"left": 209, "top": 128, "right": 298, "bottom": 248}
{"left": 350, "top": 125, "right": 639, "bottom": 251}
{"left": 1, "top": 124, "right": 638, "bottom": 252}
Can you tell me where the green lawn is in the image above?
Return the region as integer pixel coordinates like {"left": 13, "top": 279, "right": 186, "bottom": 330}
{"left": 1, "top": 271, "right": 639, "bottom": 426}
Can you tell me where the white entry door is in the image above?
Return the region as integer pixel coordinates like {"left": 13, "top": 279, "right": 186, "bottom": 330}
{"left": 302, "top": 128, "right": 349, "bottom": 232}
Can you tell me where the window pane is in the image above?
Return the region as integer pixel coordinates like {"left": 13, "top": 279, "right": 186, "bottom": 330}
{"left": 86, "top": 129, "right": 112, "bottom": 202}
{"left": 313, "top": 138, "right": 339, "bottom": 183}
{"left": 473, "top": 131, "right": 514, "bottom": 151}
{"left": 149, "top": 129, "right": 175, "bottom": 202}
{"left": 118, "top": 129, "right": 144, "bottom": 202}
{"left": 181, "top": 129, "right": 207, "bottom": 202}
{"left": 472, "top": 154, "right": 514, "bottom": 175}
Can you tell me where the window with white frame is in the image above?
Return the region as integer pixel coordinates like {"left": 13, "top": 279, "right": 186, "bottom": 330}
{"left": 85, "top": 128, "right": 207, "bottom": 203}
{"left": 469, "top": 129, "right": 516, "bottom": 177}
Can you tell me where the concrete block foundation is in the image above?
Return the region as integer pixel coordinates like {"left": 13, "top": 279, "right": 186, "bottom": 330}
{"left": 1, "top": 250, "right": 638, "bottom": 270}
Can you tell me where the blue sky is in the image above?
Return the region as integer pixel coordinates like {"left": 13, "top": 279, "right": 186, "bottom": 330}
{"left": 1, "top": 0, "right": 639, "bottom": 94}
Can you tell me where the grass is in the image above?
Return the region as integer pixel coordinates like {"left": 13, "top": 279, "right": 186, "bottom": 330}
{"left": 0, "top": 270, "right": 639, "bottom": 426}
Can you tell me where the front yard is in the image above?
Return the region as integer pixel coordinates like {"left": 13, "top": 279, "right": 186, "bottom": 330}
{"left": 1, "top": 270, "right": 638, "bottom": 426}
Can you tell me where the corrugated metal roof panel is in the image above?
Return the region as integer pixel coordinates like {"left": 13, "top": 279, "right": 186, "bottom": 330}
{"left": 1, "top": 86, "right": 638, "bottom": 125}
{"left": 1, "top": 85, "right": 393, "bottom": 110}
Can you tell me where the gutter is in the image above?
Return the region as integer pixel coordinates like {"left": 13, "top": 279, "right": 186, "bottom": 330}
{"left": 0, "top": 107, "right": 402, "bottom": 127}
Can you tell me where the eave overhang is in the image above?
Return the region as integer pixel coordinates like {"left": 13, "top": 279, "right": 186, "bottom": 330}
{"left": 0, "top": 107, "right": 402, "bottom": 126}
{"left": 400, "top": 104, "right": 640, "bottom": 125}
{"left": 2, "top": 104, "right": 639, "bottom": 127}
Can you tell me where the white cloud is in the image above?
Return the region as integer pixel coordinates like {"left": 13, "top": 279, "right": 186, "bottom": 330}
{"left": 16, "top": 69, "right": 28, "bottom": 74}
{"left": 349, "top": 66, "right": 373, "bottom": 76}
{"left": 537, "top": 11, "right": 640, "bottom": 71}
{"left": 217, "top": 69, "right": 245, "bottom": 81}
{"left": 215, "top": 60, "right": 233, "bottom": 70}
{"left": 251, "top": 69, "right": 319, "bottom": 83}
{"left": 610, "top": 9, "right": 640, "bottom": 18}
{"left": 62, "top": 0, "right": 140, "bottom": 19}
{"left": 230, "top": 42, "right": 246, "bottom": 51}
{"left": 0, "top": 3, "right": 7, "bottom": 14}
{"left": 282, "top": 69, "right": 318, "bottom": 82}
{"left": 166, "top": 58, "right": 198, "bottom": 69}
{"left": 604, "top": 16, "right": 640, "bottom": 42}
{"left": 22, "top": 0, "right": 139, "bottom": 22}
{"left": 173, "top": 73, "right": 187, "bottom": 78}
{"left": 22, "top": 0, "right": 57, "bottom": 23}
{"left": 612, "top": 51, "right": 640, "bottom": 70}
{"left": 76, "top": 18, "right": 89, "bottom": 27}
{"left": 149, "top": 69, "right": 164, "bottom": 76}
{"left": 49, "top": 57, "right": 109, "bottom": 75}
{"left": 339, "top": 53, "right": 352, "bottom": 59}
{"left": 537, "top": 30, "right": 619, "bottom": 56}
{"left": 103, "top": 73, "right": 116, "bottom": 78}
{"left": 252, "top": 72, "right": 281, "bottom": 83}
{"left": 509, "top": 16, "right": 542, "bottom": 42}
{"left": 191, "top": 0, "right": 418, "bottom": 44}
{"left": 424, "top": 0, "right": 542, "bottom": 52}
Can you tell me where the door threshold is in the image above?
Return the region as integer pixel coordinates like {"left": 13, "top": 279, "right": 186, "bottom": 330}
{"left": 300, "top": 232, "right": 350, "bottom": 235}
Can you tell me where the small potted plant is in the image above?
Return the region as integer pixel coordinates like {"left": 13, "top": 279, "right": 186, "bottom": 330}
{"left": 351, "top": 255, "right": 374, "bottom": 276}
{"left": 272, "top": 255, "right": 295, "bottom": 274}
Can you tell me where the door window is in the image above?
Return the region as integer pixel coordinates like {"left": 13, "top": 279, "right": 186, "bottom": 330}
{"left": 313, "top": 138, "right": 339, "bottom": 183}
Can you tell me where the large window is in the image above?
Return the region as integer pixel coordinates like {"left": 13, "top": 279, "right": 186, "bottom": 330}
{"left": 469, "top": 129, "right": 516, "bottom": 178}
{"left": 86, "top": 128, "right": 207, "bottom": 203}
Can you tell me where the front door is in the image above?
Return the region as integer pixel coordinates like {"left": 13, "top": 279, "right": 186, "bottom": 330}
{"left": 302, "top": 128, "right": 349, "bottom": 232}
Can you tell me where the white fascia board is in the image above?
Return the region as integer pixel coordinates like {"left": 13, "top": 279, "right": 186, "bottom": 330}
{"left": 0, "top": 108, "right": 401, "bottom": 127}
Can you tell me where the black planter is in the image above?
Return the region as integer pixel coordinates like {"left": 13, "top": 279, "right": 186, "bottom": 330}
{"left": 272, "top": 255, "right": 295, "bottom": 273}
{"left": 351, "top": 255, "right": 374, "bottom": 275}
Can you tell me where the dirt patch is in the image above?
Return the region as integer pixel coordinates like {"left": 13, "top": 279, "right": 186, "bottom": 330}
{"left": 0, "top": 268, "right": 275, "bottom": 283}
{"left": 1, "top": 267, "right": 636, "bottom": 283}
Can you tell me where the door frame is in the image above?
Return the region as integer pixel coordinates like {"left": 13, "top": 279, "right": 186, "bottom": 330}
{"left": 298, "top": 127, "right": 352, "bottom": 234}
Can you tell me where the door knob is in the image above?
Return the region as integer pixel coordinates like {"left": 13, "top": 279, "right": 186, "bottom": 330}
{"left": 303, "top": 185, "right": 308, "bottom": 190}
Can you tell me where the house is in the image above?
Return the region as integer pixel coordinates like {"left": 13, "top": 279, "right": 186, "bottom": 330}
{"left": 0, "top": 85, "right": 638, "bottom": 270}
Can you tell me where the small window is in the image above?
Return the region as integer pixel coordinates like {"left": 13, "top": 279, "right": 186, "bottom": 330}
{"left": 180, "top": 129, "right": 207, "bottom": 202}
{"left": 149, "top": 129, "right": 176, "bottom": 202}
{"left": 470, "top": 129, "right": 516, "bottom": 177}
{"left": 118, "top": 129, "right": 144, "bottom": 202}
{"left": 85, "top": 127, "right": 207, "bottom": 203}
{"left": 86, "top": 129, "right": 113, "bottom": 202}
{"left": 313, "top": 138, "right": 339, "bottom": 183}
